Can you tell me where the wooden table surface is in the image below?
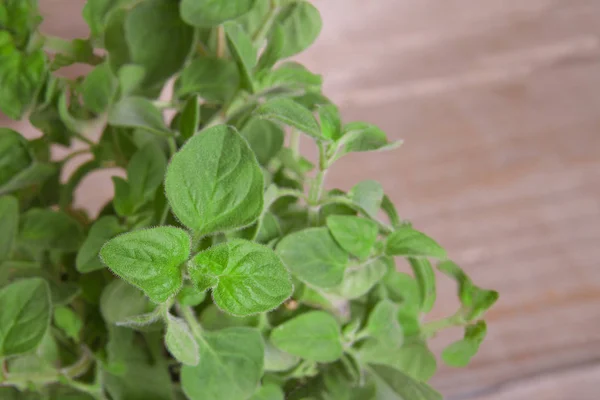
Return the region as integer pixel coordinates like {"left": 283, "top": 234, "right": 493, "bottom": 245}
{"left": 5, "top": 1, "right": 600, "bottom": 399}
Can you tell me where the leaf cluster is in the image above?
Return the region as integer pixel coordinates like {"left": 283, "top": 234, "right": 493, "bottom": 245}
{"left": 0, "top": 1, "right": 498, "bottom": 399}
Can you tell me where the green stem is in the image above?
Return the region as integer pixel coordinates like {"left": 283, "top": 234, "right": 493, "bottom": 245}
{"left": 178, "top": 305, "right": 203, "bottom": 339}
{"left": 421, "top": 312, "right": 465, "bottom": 338}
{"left": 60, "top": 149, "right": 91, "bottom": 164}
{"left": 252, "top": 0, "right": 279, "bottom": 44}
{"left": 290, "top": 130, "right": 301, "bottom": 159}
{"left": 216, "top": 25, "right": 226, "bottom": 58}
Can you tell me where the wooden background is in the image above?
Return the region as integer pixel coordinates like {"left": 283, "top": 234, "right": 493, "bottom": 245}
{"left": 3, "top": 0, "right": 600, "bottom": 399}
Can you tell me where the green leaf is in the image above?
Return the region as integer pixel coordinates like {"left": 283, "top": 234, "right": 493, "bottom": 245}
{"left": 53, "top": 306, "right": 82, "bottom": 341}
{"left": 328, "top": 258, "right": 389, "bottom": 300}
{"left": 181, "top": 327, "right": 264, "bottom": 400}
{"left": 224, "top": 22, "right": 257, "bottom": 91}
{"left": 360, "top": 340, "right": 437, "bottom": 382}
{"left": 0, "top": 195, "right": 18, "bottom": 263}
{"left": 104, "top": 9, "right": 130, "bottom": 72}
{"left": 165, "top": 125, "right": 264, "bottom": 236}
{"left": 117, "top": 64, "right": 146, "bottom": 98}
{"left": 276, "top": 227, "right": 348, "bottom": 289}
{"left": 0, "top": 278, "right": 51, "bottom": 357}
{"left": 255, "top": 98, "right": 321, "bottom": 139}
{"left": 0, "top": 128, "right": 33, "bottom": 186}
{"left": 100, "top": 226, "right": 191, "bottom": 303}
{"left": 0, "top": 162, "right": 55, "bottom": 196}
{"left": 176, "top": 57, "right": 239, "bottom": 102}
{"left": 125, "top": 0, "right": 194, "bottom": 85}
{"left": 165, "top": 314, "right": 199, "bottom": 366}
{"left": 270, "top": 311, "right": 343, "bottom": 363}
{"left": 385, "top": 226, "right": 446, "bottom": 259}
{"left": 250, "top": 384, "right": 285, "bottom": 400}
{"left": 0, "top": 0, "right": 41, "bottom": 49}
{"left": 0, "top": 33, "right": 46, "bottom": 119}
{"left": 100, "top": 279, "right": 150, "bottom": 325}
{"left": 176, "top": 284, "right": 206, "bottom": 307}
{"left": 381, "top": 194, "right": 401, "bottom": 228}
{"left": 76, "top": 216, "right": 124, "bottom": 273}
{"left": 257, "top": 23, "right": 285, "bottom": 71}
{"left": 127, "top": 142, "right": 167, "bottom": 207}
{"left": 368, "top": 364, "right": 441, "bottom": 400}
{"left": 241, "top": 118, "right": 285, "bottom": 165}
{"left": 275, "top": 1, "right": 322, "bottom": 58}
{"left": 188, "top": 239, "right": 292, "bottom": 316}
{"left": 438, "top": 261, "right": 499, "bottom": 321}
{"left": 349, "top": 180, "right": 384, "bottom": 220}
{"left": 442, "top": 321, "right": 487, "bottom": 367}
{"left": 180, "top": 0, "right": 257, "bottom": 26}
{"left": 366, "top": 300, "right": 403, "bottom": 348}
{"left": 108, "top": 97, "right": 171, "bottom": 136}
{"left": 333, "top": 122, "right": 401, "bottom": 162}
{"left": 264, "top": 338, "right": 299, "bottom": 372}
{"left": 409, "top": 258, "right": 436, "bottom": 313}
{"left": 111, "top": 176, "right": 134, "bottom": 217}
{"left": 19, "top": 209, "right": 83, "bottom": 252}
{"left": 255, "top": 62, "right": 322, "bottom": 95}
{"left": 318, "top": 104, "right": 342, "bottom": 140}
{"left": 82, "top": 0, "right": 128, "bottom": 40}
{"left": 179, "top": 96, "right": 200, "bottom": 140}
{"left": 326, "top": 215, "right": 378, "bottom": 259}
{"left": 82, "top": 62, "right": 117, "bottom": 114}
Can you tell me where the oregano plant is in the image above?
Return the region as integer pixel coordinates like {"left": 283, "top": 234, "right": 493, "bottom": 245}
{"left": 0, "top": 0, "right": 499, "bottom": 399}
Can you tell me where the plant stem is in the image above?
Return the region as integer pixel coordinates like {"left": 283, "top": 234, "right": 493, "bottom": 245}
{"left": 61, "top": 149, "right": 90, "bottom": 164}
{"left": 178, "top": 304, "right": 203, "bottom": 339}
{"left": 421, "top": 312, "right": 465, "bottom": 338}
{"left": 290, "top": 130, "right": 301, "bottom": 159}
{"left": 216, "top": 25, "right": 226, "bottom": 58}
{"left": 307, "top": 142, "right": 328, "bottom": 225}
{"left": 252, "top": 0, "right": 279, "bottom": 45}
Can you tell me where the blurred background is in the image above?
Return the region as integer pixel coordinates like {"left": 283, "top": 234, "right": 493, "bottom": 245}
{"left": 2, "top": 0, "right": 599, "bottom": 399}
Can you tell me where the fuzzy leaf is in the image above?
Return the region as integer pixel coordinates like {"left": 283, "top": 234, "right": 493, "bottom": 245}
{"left": 19, "top": 209, "right": 83, "bottom": 252}
{"left": 326, "top": 215, "right": 379, "bottom": 259}
{"left": 241, "top": 118, "right": 285, "bottom": 165}
{"left": 180, "top": 0, "right": 257, "bottom": 27}
{"left": 275, "top": 1, "right": 322, "bottom": 58}
{"left": 442, "top": 321, "right": 487, "bottom": 367}
{"left": 385, "top": 226, "right": 447, "bottom": 259}
{"left": 366, "top": 300, "right": 403, "bottom": 348}
{"left": 255, "top": 98, "right": 321, "bottom": 139}
{"left": 77, "top": 216, "right": 124, "bottom": 273}
{"left": 165, "top": 314, "right": 199, "bottom": 366}
{"left": 0, "top": 195, "right": 18, "bottom": 263}
{"left": 108, "top": 97, "right": 171, "bottom": 136}
{"left": 100, "top": 279, "right": 150, "bottom": 325}
{"left": 176, "top": 57, "right": 239, "bottom": 102}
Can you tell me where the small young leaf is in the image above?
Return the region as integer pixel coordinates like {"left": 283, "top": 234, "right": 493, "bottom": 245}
{"left": 188, "top": 239, "right": 292, "bottom": 316}
{"left": 108, "top": 96, "right": 171, "bottom": 136}
{"left": 276, "top": 227, "right": 348, "bottom": 289}
{"left": 318, "top": 104, "right": 342, "bottom": 140}
{"left": 255, "top": 98, "right": 321, "bottom": 139}
{"left": 165, "top": 125, "right": 264, "bottom": 237}
{"left": 117, "top": 64, "right": 146, "bottom": 97}
{"left": 249, "top": 384, "right": 285, "bottom": 400}
{"left": 180, "top": 0, "right": 257, "bottom": 27}
{"left": 368, "top": 364, "right": 442, "bottom": 400}
{"left": 165, "top": 314, "right": 199, "bottom": 366}
{"left": 181, "top": 327, "right": 264, "bottom": 400}
{"left": 125, "top": 0, "right": 194, "bottom": 85}
{"left": 333, "top": 122, "right": 401, "bottom": 162}
{"left": 385, "top": 226, "right": 447, "bottom": 259}
{"left": 381, "top": 194, "right": 401, "bottom": 228}
{"left": 438, "top": 261, "right": 499, "bottom": 321}
{"left": 366, "top": 300, "right": 403, "bottom": 348}
{"left": 442, "top": 321, "right": 487, "bottom": 367}
{"left": 179, "top": 96, "right": 200, "bottom": 140}
{"left": 0, "top": 195, "right": 18, "bottom": 262}
{"left": 19, "top": 209, "right": 83, "bottom": 252}
{"left": 100, "top": 279, "right": 150, "bottom": 325}
{"left": 275, "top": 1, "right": 322, "bottom": 58}
{"left": 176, "top": 57, "right": 239, "bottom": 102}
{"left": 53, "top": 306, "right": 82, "bottom": 341}
{"left": 127, "top": 142, "right": 167, "bottom": 207}
{"left": 0, "top": 33, "right": 46, "bottom": 119}
{"left": 349, "top": 180, "right": 384, "bottom": 220}
{"left": 176, "top": 284, "right": 207, "bottom": 307}
{"left": 81, "top": 62, "right": 117, "bottom": 114}
{"left": 241, "top": 118, "right": 285, "bottom": 165}
{"left": 257, "top": 23, "right": 285, "bottom": 71}
{"left": 77, "top": 216, "right": 124, "bottom": 273}
{"left": 0, "top": 278, "right": 51, "bottom": 357}
{"left": 100, "top": 226, "right": 191, "bottom": 303}
{"left": 409, "top": 257, "right": 436, "bottom": 313}
{"left": 224, "top": 22, "right": 257, "bottom": 91}
{"left": 326, "top": 215, "right": 379, "bottom": 259}
{"left": 270, "top": 311, "right": 343, "bottom": 363}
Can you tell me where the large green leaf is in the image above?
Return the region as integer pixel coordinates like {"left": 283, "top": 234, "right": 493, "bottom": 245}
{"left": 349, "top": 180, "right": 384, "bottom": 220}
{"left": 366, "top": 300, "right": 403, "bottom": 348}
{"left": 181, "top": 327, "right": 264, "bottom": 400}
{"left": 327, "top": 257, "right": 389, "bottom": 300}
{"left": 241, "top": 118, "right": 285, "bottom": 165}
{"left": 270, "top": 311, "right": 343, "bottom": 363}
{"left": 165, "top": 313, "right": 199, "bottom": 366}
{"left": 326, "top": 215, "right": 379, "bottom": 259}
{"left": 188, "top": 239, "right": 292, "bottom": 316}
{"left": 165, "top": 125, "right": 264, "bottom": 237}
{"left": 180, "top": 0, "right": 257, "bottom": 27}
{"left": 176, "top": 57, "right": 240, "bottom": 102}
{"left": 276, "top": 227, "right": 348, "bottom": 289}
{"left": 0, "top": 32, "right": 46, "bottom": 119}
{"left": 0, "top": 278, "right": 51, "bottom": 357}
{"left": 108, "top": 97, "right": 171, "bottom": 136}
{"left": 249, "top": 384, "right": 285, "bottom": 400}
{"left": 125, "top": 0, "right": 194, "bottom": 86}
{"left": 100, "top": 226, "right": 190, "bottom": 303}
{"left": 100, "top": 279, "right": 149, "bottom": 325}
{"left": 275, "top": 1, "right": 322, "bottom": 58}
{"left": 224, "top": 22, "right": 257, "bottom": 91}
{"left": 19, "top": 209, "right": 83, "bottom": 252}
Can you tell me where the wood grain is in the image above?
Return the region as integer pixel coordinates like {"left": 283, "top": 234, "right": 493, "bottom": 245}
{"left": 3, "top": 1, "right": 600, "bottom": 398}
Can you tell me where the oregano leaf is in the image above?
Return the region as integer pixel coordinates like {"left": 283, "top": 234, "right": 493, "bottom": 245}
{"left": 0, "top": 195, "right": 19, "bottom": 263}
{"left": 165, "top": 314, "right": 199, "bottom": 366}
{"left": 326, "top": 215, "right": 379, "bottom": 259}
{"left": 275, "top": 1, "right": 322, "bottom": 58}
{"left": 255, "top": 98, "right": 321, "bottom": 139}
{"left": 180, "top": 0, "right": 257, "bottom": 27}
{"left": 385, "top": 226, "right": 447, "bottom": 259}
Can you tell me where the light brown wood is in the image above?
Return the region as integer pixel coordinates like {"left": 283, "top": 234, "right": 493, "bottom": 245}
{"left": 3, "top": 1, "right": 600, "bottom": 398}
